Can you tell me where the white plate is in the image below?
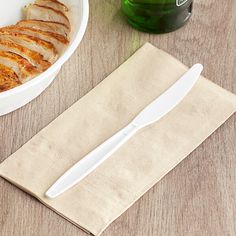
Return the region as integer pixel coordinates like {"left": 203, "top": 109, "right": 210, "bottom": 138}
{"left": 0, "top": 0, "right": 89, "bottom": 116}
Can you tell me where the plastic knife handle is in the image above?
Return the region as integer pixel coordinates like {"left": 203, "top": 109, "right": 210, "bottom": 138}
{"left": 46, "top": 123, "right": 139, "bottom": 198}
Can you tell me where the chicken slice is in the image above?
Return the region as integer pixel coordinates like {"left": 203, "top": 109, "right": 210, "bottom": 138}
{"left": 0, "top": 39, "right": 51, "bottom": 72}
{"left": 17, "top": 20, "right": 70, "bottom": 38}
{"left": 0, "top": 64, "right": 21, "bottom": 92}
{"left": 2, "top": 26, "right": 69, "bottom": 54}
{"left": 25, "top": 4, "right": 70, "bottom": 29}
{"left": 0, "top": 31, "right": 58, "bottom": 63}
{"left": 0, "top": 50, "right": 39, "bottom": 82}
{"left": 35, "top": 0, "right": 69, "bottom": 14}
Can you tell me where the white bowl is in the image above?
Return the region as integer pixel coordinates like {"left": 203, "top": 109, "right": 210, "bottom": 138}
{"left": 0, "top": 0, "right": 89, "bottom": 116}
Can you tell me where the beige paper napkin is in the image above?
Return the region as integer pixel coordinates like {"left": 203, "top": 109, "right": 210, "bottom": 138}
{"left": 0, "top": 43, "right": 236, "bottom": 235}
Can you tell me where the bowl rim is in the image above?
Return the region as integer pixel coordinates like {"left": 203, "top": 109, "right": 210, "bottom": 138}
{"left": 0, "top": 0, "right": 89, "bottom": 98}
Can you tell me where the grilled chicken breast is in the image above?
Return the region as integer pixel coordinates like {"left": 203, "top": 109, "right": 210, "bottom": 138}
{"left": 0, "top": 64, "right": 21, "bottom": 92}
{"left": 0, "top": 31, "right": 58, "bottom": 63}
{"left": 35, "top": 0, "right": 69, "bottom": 14}
{"left": 0, "top": 50, "right": 39, "bottom": 82}
{"left": 2, "top": 26, "right": 69, "bottom": 54}
{"left": 0, "top": 0, "right": 70, "bottom": 92}
{"left": 0, "top": 39, "right": 51, "bottom": 71}
{"left": 26, "top": 4, "right": 70, "bottom": 28}
{"left": 17, "top": 20, "right": 70, "bottom": 38}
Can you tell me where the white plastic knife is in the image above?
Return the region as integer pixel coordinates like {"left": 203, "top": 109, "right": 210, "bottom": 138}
{"left": 46, "top": 64, "right": 203, "bottom": 199}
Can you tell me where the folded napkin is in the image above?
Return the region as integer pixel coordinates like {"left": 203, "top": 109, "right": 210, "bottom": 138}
{"left": 0, "top": 43, "right": 236, "bottom": 235}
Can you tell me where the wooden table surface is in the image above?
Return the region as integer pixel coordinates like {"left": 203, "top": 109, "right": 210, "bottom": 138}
{"left": 1, "top": 1, "right": 236, "bottom": 235}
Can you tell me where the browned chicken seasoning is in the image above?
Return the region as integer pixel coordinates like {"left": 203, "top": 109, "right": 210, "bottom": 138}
{"left": 0, "top": 64, "right": 21, "bottom": 92}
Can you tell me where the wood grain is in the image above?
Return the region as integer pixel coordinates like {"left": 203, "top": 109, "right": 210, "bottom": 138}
{"left": 0, "top": 0, "right": 236, "bottom": 235}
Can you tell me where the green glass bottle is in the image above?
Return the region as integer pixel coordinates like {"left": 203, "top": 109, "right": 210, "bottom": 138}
{"left": 121, "top": 0, "right": 193, "bottom": 33}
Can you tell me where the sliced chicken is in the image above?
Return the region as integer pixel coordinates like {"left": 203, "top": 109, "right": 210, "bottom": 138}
{"left": 0, "top": 50, "right": 39, "bottom": 82}
{"left": 35, "top": 0, "right": 69, "bottom": 14}
{"left": 2, "top": 26, "right": 69, "bottom": 54}
{"left": 0, "top": 64, "right": 21, "bottom": 92}
{"left": 17, "top": 20, "right": 70, "bottom": 38}
{"left": 25, "top": 4, "right": 70, "bottom": 29}
{"left": 0, "top": 39, "right": 51, "bottom": 72}
{"left": 0, "top": 0, "right": 71, "bottom": 92}
{"left": 0, "top": 31, "right": 58, "bottom": 63}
